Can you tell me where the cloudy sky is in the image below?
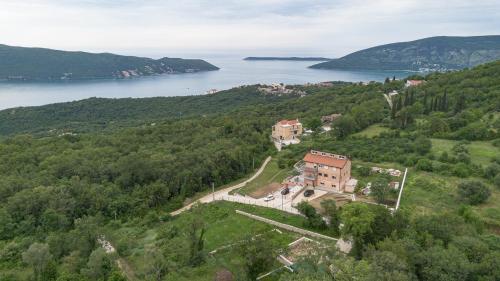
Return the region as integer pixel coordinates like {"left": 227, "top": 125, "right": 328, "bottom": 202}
{"left": 1, "top": 0, "right": 499, "bottom": 57}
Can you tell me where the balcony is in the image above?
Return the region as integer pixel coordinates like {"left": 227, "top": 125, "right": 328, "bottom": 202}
{"left": 303, "top": 167, "right": 317, "bottom": 180}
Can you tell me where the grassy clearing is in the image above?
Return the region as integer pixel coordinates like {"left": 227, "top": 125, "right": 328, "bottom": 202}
{"left": 236, "top": 159, "right": 292, "bottom": 197}
{"left": 401, "top": 169, "right": 500, "bottom": 231}
{"left": 352, "top": 124, "right": 390, "bottom": 138}
{"left": 104, "top": 201, "right": 339, "bottom": 281}
{"left": 430, "top": 138, "right": 498, "bottom": 166}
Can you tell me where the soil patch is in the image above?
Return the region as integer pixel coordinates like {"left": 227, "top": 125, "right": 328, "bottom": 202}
{"left": 249, "top": 182, "right": 283, "bottom": 198}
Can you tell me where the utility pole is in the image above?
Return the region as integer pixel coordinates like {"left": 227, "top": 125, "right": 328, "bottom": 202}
{"left": 212, "top": 182, "right": 215, "bottom": 201}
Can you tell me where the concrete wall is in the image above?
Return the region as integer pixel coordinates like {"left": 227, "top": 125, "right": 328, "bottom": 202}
{"left": 235, "top": 210, "right": 337, "bottom": 241}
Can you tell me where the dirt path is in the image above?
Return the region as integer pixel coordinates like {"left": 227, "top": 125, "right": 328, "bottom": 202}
{"left": 116, "top": 258, "right": 137, "bottom": 281}
{"left": 98, "top": 236, "right": 137, "bottom": 281}
{"left": 170, "top": 156, "right": 272, "bottom": 216}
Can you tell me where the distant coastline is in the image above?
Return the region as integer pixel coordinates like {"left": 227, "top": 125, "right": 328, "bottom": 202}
{"left": 244, "top": 57, "right": 332, "bottom": 61}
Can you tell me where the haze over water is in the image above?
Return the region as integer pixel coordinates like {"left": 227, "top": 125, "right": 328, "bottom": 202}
{"left": 0, "top": 55, "right": 412, "bottom": 110}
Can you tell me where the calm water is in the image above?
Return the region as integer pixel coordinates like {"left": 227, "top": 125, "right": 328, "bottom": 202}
{"left": 0, "top": 56, "right": 411, "bottom": 110}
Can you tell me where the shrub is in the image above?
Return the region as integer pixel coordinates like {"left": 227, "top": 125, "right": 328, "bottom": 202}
{"left": 484, "top": 163, "right": 500, "bottom": 179}
{"left": 452, "top": 163, "right": 470, "bottom": 178}
{"left": 416, "top": 159, "right": 433, "bottom": 172}
{"left": 493, "top": 174, "right": 500, "bottom": 189}
{"left": 457, "top": 180, "right": 491, "bottom": 205}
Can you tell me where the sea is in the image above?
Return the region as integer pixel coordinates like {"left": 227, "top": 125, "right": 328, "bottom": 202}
{"left": 0, "top": 55, "right": 412, "bottom": 110}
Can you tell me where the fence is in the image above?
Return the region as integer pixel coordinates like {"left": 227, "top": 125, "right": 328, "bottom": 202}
{"left": 217, "top": 195, "right": 301, "bottom": 215}
{"left": 236, "top": 210, "right": 338, "bottom": 241}
{"left": 395, "top": 168, "right": 409, "bottom": 210}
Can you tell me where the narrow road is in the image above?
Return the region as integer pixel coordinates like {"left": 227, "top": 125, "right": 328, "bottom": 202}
{"left": 170, "top": 156, "right": 272, "bottom": 216}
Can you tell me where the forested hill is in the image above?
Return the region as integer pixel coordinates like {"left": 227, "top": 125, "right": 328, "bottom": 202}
{"left": 0, "top": 44, "right": 219, "bottom": 81}
{"left": 0, "top": 86, "right": 300, "bottom": 135}
{"left": 0, "top": 60, "right": 499, "bottom": 281}
{"left": 310, "top": 35, "right": 500, "bottom": 71}
{"left": 244, "top": 57, "right": 331, "bottom": 61}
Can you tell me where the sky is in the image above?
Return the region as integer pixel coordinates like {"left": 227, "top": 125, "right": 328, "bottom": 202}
{"left": 1, "top": 0, "right": 499, "bottom": 58}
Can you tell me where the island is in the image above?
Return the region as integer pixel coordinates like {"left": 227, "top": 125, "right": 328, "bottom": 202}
{"left": 0, "top": 44, "right": 219, "bottom": 81}
{"left": 244, "top": 57, "right": 331, "bottom": 61}
{"left": 309, "top": 35, "right": 500, "bottom": 72}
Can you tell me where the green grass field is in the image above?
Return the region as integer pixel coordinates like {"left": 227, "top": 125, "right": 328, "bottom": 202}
{"left": 104, "top": 201, "right": 338, "bottom": 281}
{"left": 401, "top": 170, "right": 500, "bottom": 232}
{"left": 235, "top": 158, "right": 292, "bottom": 196}
{"left": 430, "top": 138, "right": 498, "bottom": 166}
{"left": 352, "top": 124, "right": 391, "bottom": 138}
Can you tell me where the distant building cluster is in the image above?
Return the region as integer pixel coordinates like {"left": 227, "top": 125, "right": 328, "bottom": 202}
{"left": 258, "top": 83, "right": 306, "bottom": 96}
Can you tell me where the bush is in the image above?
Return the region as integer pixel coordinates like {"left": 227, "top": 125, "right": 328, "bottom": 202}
{"left": 484, "top": 163, "right": 500, "bottom": 179}
{"left": 493, "top": 174, "right": 500, "bottom": 189}
{"left": 457, "top": 180, "right": 491, "bottom": 205}
{"left": 452, "top": 163, "right": 470, "bottom": 178}
{"left": 416, "top": 159, "right": 433, "bottom": 172}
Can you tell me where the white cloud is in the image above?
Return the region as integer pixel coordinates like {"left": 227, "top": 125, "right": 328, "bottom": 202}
{"left": 0, "top": 0, "right": 498, "bottom": 57}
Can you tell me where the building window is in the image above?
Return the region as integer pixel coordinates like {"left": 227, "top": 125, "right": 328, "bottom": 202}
{"left": 332, "top": 176, "right": 336, "bottom": 179}
{"left": 318, "top": 173, "right": 323, "bottom": 176}
{"left": 324, "top": 174, "right": 328, "bottom": 177}
{"left": 320, "top": 182, "right": 325, "bottom": 185}
{"left": 293, "top": 130, "right": 298, "bottom": 134}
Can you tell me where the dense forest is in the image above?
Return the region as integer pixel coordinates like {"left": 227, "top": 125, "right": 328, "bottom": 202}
{"left": 0, "top": 44, "right": 219, "bottom": 81}
{"left": 0, "top": 61, "right": 499, "bottom": 280}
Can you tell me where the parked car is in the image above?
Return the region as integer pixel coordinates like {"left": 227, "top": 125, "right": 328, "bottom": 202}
{"left": 264, "top": 194, "right": 275, "bottom": 201}
{"left": 303, "top": 189, "right": 314, "bottom": 197}
{"left": 281, "top": 187, "right": 290, "bottom": 195}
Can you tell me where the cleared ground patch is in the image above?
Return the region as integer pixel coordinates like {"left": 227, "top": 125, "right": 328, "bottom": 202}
{"left": 249, "top": 182, "right": 283, "bottom": 198}
{"left": 353, "top": 124, "right": 390, "bottom": 138}
{"left": 309, "top": 193, "right": 351, "bottom": 214}
{"left": 401, "top": 170, "right": 500, "bottom": 231}
{"left": 430, "top": 138, "right": 499, "bottom": 166}
{"left": 236, "top": 158, "right": 292, "bottom": 197}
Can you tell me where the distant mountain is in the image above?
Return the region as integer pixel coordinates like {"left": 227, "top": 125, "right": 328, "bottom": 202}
{"left": 310, "top": 35, "right": 500, "bottom": 71}
{"left": 245, "top": 57, "right": 331, "bottom": 61}
{"left": 0, "top": 44, "right": 219, "bottom": 81}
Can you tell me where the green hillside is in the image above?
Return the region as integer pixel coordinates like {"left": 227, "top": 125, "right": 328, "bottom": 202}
{"left": 0, "top": 61, "right": 499, "bottom": 281}
{"left": 310, "top": 35, "right": 500, "bottom": 71}
{"left": 0, "top": 44, "right": 219, "bottom": 81}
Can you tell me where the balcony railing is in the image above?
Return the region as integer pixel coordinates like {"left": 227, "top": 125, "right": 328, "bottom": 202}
{"left": 303, "top": 167, "right": 317, "bottom": 180}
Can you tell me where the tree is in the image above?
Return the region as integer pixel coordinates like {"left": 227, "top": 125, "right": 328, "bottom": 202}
{"left": 22, "top": 243, "right": 53, "bottom": 281}
{"left": 416, "top": 245, "right": 471, "bottom": 281}
{"left": 475, "top": 251, "right": 500, "bottom": 281}
{"left": 333, "top": 116, "right": 356, "bottom": 139}
{"left": 484, "top": 163, "right": 500, "bottom": 179}
{"left": 144, "top": 248, "right": 168, "bottom": 281}
{"left": 81, "top": 248, "right": 112, "bottom": 281}
{"left": 340, "top": 203, "right": 375, "bottom": 258}
{"left": 187, "top": 217, "right": 206, "bottom": 267}
{"left": 297, "top": 202, "right": 326, "bottom": 229}
{"left": 239, "top": 234, "right": 278, "bottom": 281}
{"left": 320, "top": 199, "right": 340, "bottom": 235}
{"left": 367, "top": 251, "right": 413, "bottom": 281}
{"left": 371, "top": 177, "right": 391, "bottom": 204}
{"left": 457, "top": 180, "right": 491, "bottom": 205}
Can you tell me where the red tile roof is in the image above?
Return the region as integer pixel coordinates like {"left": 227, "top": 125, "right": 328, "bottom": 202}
{"left": 407, "top": 80, "right": 424, "bottom": 86}
{"left": 303, "top": 152, "right": 348, "bottom": 168}
{"left": 278, "top": 119, "right": 300, "bottom": 126}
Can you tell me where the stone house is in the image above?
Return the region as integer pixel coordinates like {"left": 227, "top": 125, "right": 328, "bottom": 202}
{"left": 272, "top": 119, "right": 303, "bottom": 145}
{"left": 303, "top": 150, "right": 352, "bottom": 193}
